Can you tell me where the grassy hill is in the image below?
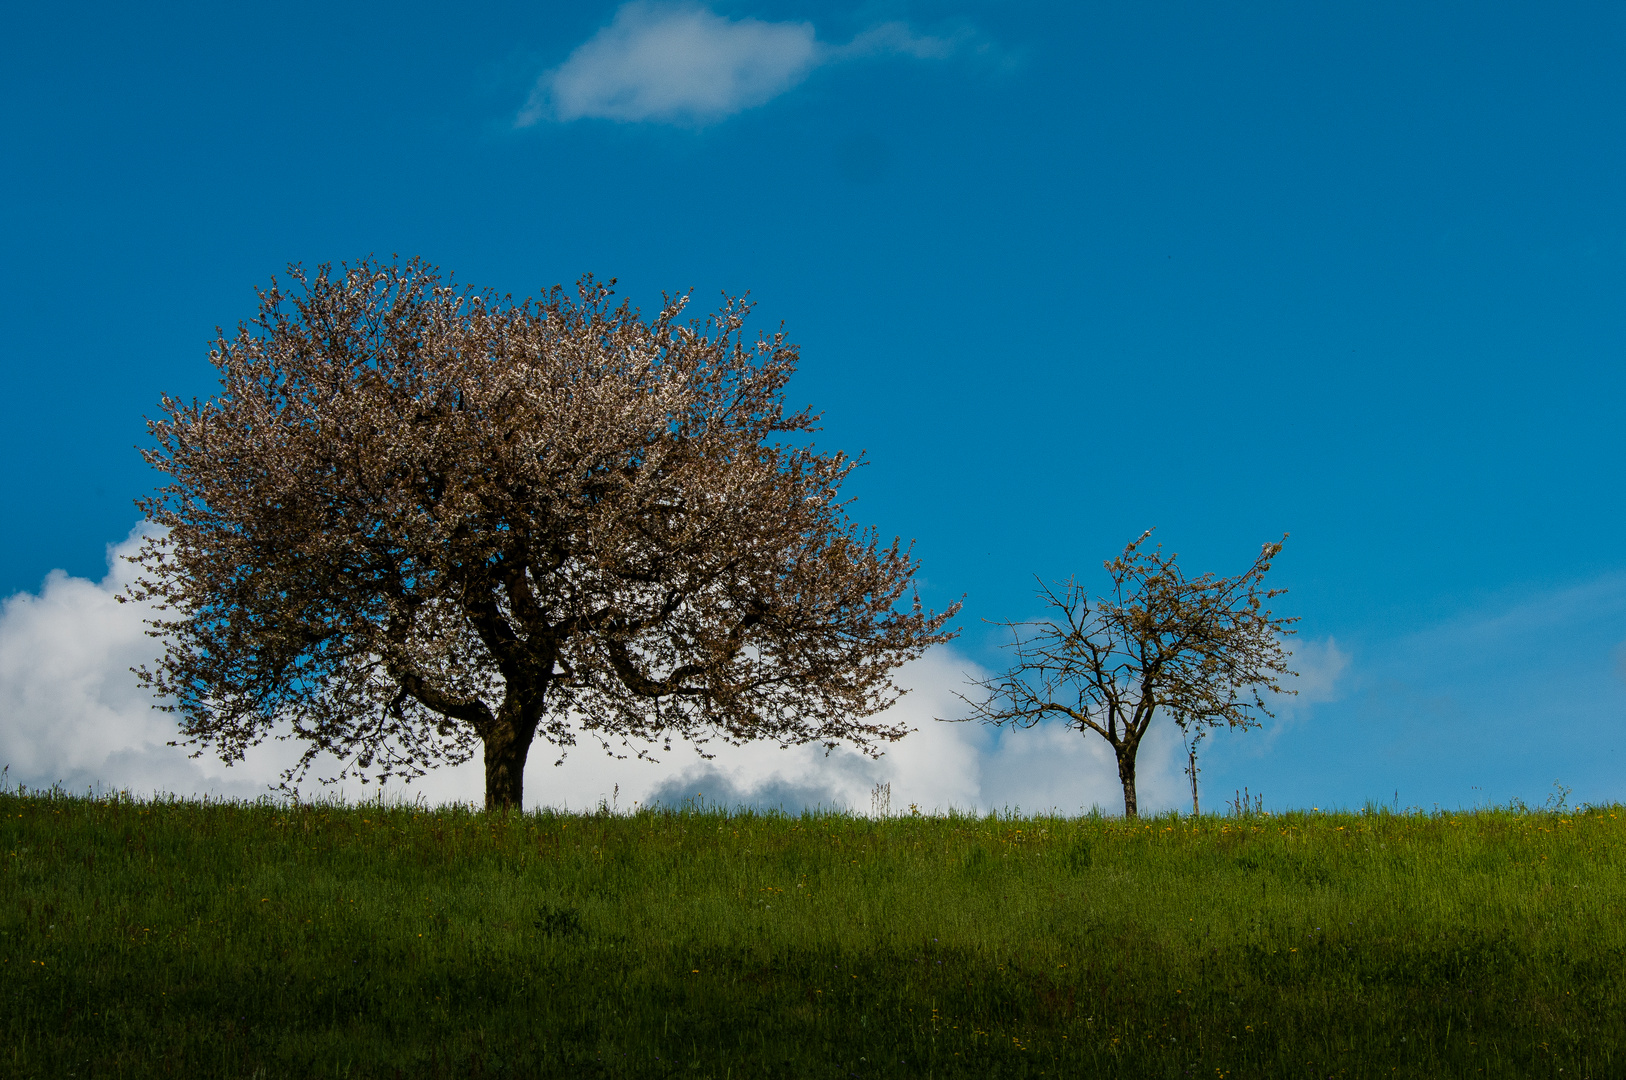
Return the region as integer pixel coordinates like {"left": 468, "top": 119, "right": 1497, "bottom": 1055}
{"left": 3, "top": 786, "right": 1622, "bottom": 1078}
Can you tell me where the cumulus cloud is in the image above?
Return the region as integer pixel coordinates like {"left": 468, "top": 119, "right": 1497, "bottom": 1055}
{"left": 0, "top": 526, "right": 276, "bottom": 799}
{"left": 518, "top": 3, "right": 965, "bottom": 126}
{"left": 0, "top": 526, "right": 1200, "bottom": 815}
{"left": 0, "top": 527, "right": 478, "bottom": 805}
{"left": 644, "top": 649, "right": 988, "bottom": 814}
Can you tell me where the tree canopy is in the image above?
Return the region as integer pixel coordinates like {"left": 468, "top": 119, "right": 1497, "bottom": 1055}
{"left": 957, "top": 531, "right": 1295, "bottom": 817}
{"left": 129, "top": 259, "right": 959, "bottom": 808}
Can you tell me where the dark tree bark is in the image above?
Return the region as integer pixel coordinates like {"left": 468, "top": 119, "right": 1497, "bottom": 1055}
{"left": 1115, "top": 741, "right": 1140, "bottom": 819}
{"left": 483, "top": 707, "right": 536, "bottom": 811}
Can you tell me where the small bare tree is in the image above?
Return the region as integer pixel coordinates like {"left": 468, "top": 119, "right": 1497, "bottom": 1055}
{"left": 127, "top": 258, "right": 958, "bottom": 809}
{"left": 956, "top": 531, "right": 1295, "bottom": 818}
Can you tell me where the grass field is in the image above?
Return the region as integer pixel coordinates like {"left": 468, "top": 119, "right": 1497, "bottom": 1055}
{"left": 3, "top": 784, "right": 1623, "bottom": 1079}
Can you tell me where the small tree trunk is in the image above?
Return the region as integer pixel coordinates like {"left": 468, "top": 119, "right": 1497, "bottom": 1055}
{"left": 1189, "top": 746, "right": 1200, "bottom": 816}
{"left": 1116, "top": 743, "right": 1139, "bottom": 819}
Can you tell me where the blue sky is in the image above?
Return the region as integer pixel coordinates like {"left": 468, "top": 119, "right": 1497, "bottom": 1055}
{"left": 2, "top": 1, "right": 1623, "bottom": 812}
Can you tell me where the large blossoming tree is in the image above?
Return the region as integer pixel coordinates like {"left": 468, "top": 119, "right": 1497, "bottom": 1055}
{"left": 129, "top": 258, "right": 958, "bottom": 808}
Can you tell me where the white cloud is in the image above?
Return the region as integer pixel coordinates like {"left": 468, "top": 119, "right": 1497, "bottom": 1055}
{"left": 0, "top": 527, "right": 478, "bottom": 805}
{"left": 642, "top": 649, "right": 992, "bottom": 815}
{"left": 0, "top": 525, "right": 1200, "bottom": 816}
{"left": 830, "top": 21, "right": 959, "bottom": 62}
{"left": 1285, "top": 636, "right": 1351, "bottom": 704}
{"left": 518, "top": 3, "right": 963, "bottom": 127}
{"left": 0, "top": 526, "right": 271, "bottom": 800}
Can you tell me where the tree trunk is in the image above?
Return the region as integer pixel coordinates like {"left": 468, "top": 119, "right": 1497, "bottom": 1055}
{"left": 1116, "top": 743, "right": 1139, "bottom": 818}
{"left": 483, "top": 707, "right": 537, "bottom": 811}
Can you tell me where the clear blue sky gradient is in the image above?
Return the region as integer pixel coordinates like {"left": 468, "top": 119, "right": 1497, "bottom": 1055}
{"left": 3, "top": 1, "right": 1622, "bottom": 809}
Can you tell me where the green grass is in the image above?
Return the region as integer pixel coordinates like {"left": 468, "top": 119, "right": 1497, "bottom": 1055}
{"left": 3, "top": 786, "right": 1624, "bottom": 1079}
